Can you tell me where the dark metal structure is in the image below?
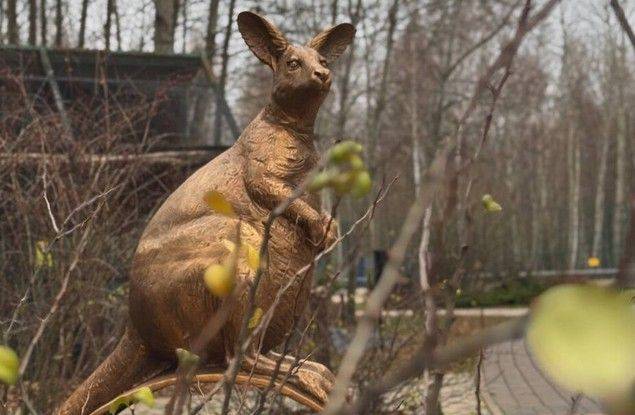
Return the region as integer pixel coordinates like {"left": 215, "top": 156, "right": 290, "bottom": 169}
{"left": 0, "top": 46, "right": 237, "bottom": 150}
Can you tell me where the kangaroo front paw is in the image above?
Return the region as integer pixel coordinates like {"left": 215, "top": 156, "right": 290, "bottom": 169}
{"left": 309, "top": 214, "right": 339, "bottom": 250}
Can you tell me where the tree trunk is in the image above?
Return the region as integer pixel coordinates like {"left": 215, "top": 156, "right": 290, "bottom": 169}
{"left": 40, "top": 0, "right": 47, "bottom": 45}
{"left": 531, "top": 141, "right": 546, "bottom": 268}
{"left": 180, "top": 0, "right": 187, "bottom": 53}
{"left": 54, "top": 0, "right": 62, "bottom": 47}
{"left": 7, "top": 0, "right": 18, "bottom": 44}
{"left": 190, "top": 0, "right": 220, "bottom": 147}
{"left": 154, "top": 0, "right": 175, "bottom": 53}
{"left": 567, "top": 124, "right": 581, "bottom": 269}
{"left": 78, "top": 0, "right": 89, "bottom": 48}
{"left": 28, "top": 0, "right": 37, "bottom": 45}
{"left": 104, "top": 0, "right": 113, "bottom": 51}
{"left": 505, "top": 149, "right": 521, "bottom": 267}
{"left": 367, "top": 0, "right": 399, "bottom": 256}
{"left": 113, "top": 0, "right": 121, "bottom": 50}
{"left": 424, "top": 372, "right": 444, "bottom": 415}
{"left": 592, "top": 123, "right": 610, "bottom": 259}
{"left": 613, "top": 107, "right": 627, "bottom": 264}
{"left": 334, "top": 0, "right": 362, "bottom": 136}
{"left": 212, "top": 0, "right": 235, "bottom": 145}
{"left": 205, "top": 0, "right": 220, "bottom": 55}
{"left": 409, "top": 18, "right": 423, "bottom": 198}
{"left": 368, "top": 0, "right": 399, "bottom": 157}
{"left": 172, "top": 0, "right": 180, "bottom": 42}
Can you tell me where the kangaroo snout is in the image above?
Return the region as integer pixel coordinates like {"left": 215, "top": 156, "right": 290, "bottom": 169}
{"left": 313, "top": 69, "right": 330, "bottom": 83}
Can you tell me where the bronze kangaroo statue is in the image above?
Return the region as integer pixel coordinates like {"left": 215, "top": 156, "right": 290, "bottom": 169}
{"left": 58, "top": 11, "right": 355, "bottom": 414}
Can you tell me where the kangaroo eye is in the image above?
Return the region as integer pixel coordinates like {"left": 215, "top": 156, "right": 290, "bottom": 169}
{"left": 287, "top": 60, "right": 300, "bottom": 70}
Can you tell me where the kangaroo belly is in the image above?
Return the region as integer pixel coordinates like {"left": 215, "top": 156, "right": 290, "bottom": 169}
{"left": 254, "top": 218, "right": 316, "bottom": 351}
{"left": 129, "top": 213, "right": 316, "bottom": 358}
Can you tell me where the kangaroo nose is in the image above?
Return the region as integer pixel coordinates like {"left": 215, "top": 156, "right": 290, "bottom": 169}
{"left": 314, "top": 69, "right": 330, "bottom": 83}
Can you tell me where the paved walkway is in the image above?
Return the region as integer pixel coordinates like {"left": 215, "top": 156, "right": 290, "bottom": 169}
{"left": 482, "top": 339, "right": 604, "bottom": 415}
{"left": 117, "top": 307, "right": 607, "bottom": 414}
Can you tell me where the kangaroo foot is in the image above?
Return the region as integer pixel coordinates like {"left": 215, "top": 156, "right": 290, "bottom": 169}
{"left": 242, "top": 352, "right": 334, "bottom": 404}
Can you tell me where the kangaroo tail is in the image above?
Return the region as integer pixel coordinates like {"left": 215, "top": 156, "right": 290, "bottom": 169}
{"left": 57, "top": 326, "right": 165, "bottom": 415}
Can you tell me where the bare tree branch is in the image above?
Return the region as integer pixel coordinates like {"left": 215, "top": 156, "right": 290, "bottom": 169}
{"left": 610, "top": 0, "right": 635, "bottom": 52}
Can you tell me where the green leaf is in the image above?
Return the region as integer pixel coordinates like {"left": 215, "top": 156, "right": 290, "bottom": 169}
{"left": 131, "top": 387, "right": 155, "bottom": 408}
{"left": 107, "top": 395, "right": 129, "bottom": 414}
{"left": 331, "top": 172, "right": 355, "bottom": 195}
{"left": 0, "top": 345, "right": 19, "bottom": 385}
{"left": 348, "top": 154, "right": 365, "bottom": 171}
{"left": 482, "top": 194, "right": 502, "bottom": 212}
{"left": 248, "top": 307, "right": 264, "bottom": 329}
{"left": 243, "top": 243, "right": 260, "bottom": 271}
{"left": 108, "top": 386, "right": 155, "bottom": 414}
{"left": 203, "top": 264, "right": 235, "bottom": 297}
{"left": 526, "top": 284, "right": 635, "bottom": 409}
{"left": 351, "top": 170, "right": 372, "bottom": 198}
{"left": 203, "top": 191, "right": 236, "bottom": 217}
{"left": 309, "top": 171, "right": 336, "bottom": 192}
{"left": 176, "top": 348, "right": 200, "bottom": 369}
{"left": 35, "top": 240, "right": 53, "bottom": 269}
{"left": 328, "top": 140, "right": 363, "bottom": 163}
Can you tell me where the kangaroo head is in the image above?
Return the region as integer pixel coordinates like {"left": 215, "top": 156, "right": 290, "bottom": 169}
{"left": 237, "top": 11, "right": 355, "bottom": 124}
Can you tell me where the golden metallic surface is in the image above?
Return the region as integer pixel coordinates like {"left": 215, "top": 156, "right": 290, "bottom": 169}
{"left": 58, "top": 11, "right": 355, "bottom": 415}
{"left": 89, "top": 370, "right": 325, "bottom": 414}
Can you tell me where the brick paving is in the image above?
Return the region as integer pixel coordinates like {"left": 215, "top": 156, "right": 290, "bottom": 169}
{"left": 482, "top": 339, "right": 605, "bottom": 415}
{"left": 109, "top": 309, "right": 608, "bottom": 414}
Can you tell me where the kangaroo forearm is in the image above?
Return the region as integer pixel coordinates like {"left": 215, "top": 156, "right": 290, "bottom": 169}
{"left": 248, "top": 176, "right": 320, "bottom": 227}
{"left": 285, "top": 197, "right": 321, "bottom": 227}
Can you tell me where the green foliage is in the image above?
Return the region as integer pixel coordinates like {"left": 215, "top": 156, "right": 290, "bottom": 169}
{"left": 34, "top": 240, "right": 53, "bottom": 269}
{"left": 248, "top": 307, "right": 264, "bottom": 329}
{"left": 481, "top": 194, "right": 502, "bottom": 212}
{"left": 455, "top": 278, "right": 548, "bottom": 307}
{"left": 310, "top": 140, "right": 372, "bottom": 197}
{"left": 175, "top": 348, "right": 200, "bottom": 370}
{"left": 328, "top": 140, "right": 363, "bottom": 163}
{"left": 0, "top": 345, "right": 19, "bottom": 385}
{"left": 108, "top": 386, "right": 155, "bottom": 414}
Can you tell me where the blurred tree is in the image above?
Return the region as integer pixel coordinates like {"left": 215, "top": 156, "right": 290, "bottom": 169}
{"left": 7, "top": 0, "right": 18, "bottom": 44}
{"left": 154, "top": 0, "right": 176, "bottom": 53}
{"left": 28, "top": 0, "right": 37, "bottom": 44}
{"left": 78, "top": 0, "right": 89, "bottom": 47}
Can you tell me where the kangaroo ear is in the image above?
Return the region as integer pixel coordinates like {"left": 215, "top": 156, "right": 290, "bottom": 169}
{"left": 237, "top": 11, "right": 289, "bottom": 69}
{"left": 307, "top": 23, "right": 356, "bottom": 63}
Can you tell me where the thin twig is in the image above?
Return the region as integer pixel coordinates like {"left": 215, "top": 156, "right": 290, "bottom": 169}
{"left": 18, "top": 202, "right": 103, "bottom": 377}
{"left": 475, "top": 350, "right": 484, "bottom": 415}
